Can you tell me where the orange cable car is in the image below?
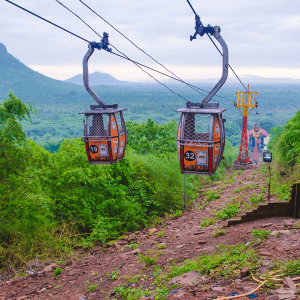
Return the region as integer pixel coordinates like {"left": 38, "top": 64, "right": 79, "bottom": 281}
{"left": 79, "top": 33, "right": 127, "bottom": 165}
{"left": 177, "top": 102, "right": 226, "bottom": 175}
{"left": 176, "top": 23, "right": 228, "bottom": 176}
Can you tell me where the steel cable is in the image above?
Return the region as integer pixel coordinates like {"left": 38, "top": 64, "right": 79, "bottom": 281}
{"left": 186, "top": 0, "right": 249, "bottom": 93}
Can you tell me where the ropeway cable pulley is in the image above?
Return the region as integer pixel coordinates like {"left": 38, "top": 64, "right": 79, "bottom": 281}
{"left": 176, "top": 2, "right": 228, "bottom": 176}
{"left": 80, "top": 33, "right": 127, "bottom": 165}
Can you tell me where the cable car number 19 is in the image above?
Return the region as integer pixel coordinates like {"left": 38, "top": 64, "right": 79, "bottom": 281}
{"left": 185, "top": 151, "right": 195, "bottom": 161}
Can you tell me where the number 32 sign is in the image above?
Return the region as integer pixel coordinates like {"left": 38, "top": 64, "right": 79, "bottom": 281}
{"left": 185, "top": 151, "right": 195, "bottom": 161}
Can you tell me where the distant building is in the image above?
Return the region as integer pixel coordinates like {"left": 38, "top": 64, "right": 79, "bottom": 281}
{"left": 247, "top": 128, "right": 270, "bottom": 154}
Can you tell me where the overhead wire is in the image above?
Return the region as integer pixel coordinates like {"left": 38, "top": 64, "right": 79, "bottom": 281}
{"left": 78, "top": 0, "right": 199, "bottom": 89}
{"left": 5, "top": 0, "right": 235, "bottom": 103}
{"left": 77, "top": 0, "right": 236, "bottom": 102}
{"left": 54, "top": 0, "right": 190, "bottom": 101}
{"left": 186, "top": 0, "right": 249, "bottom": 93}
{"left": 6, "top": 0, "right": 189, "bottom": 101}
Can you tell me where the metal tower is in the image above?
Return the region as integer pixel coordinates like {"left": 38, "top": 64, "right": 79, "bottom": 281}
{"left": 234, "top": 86, "right": 258, "bottom": 165}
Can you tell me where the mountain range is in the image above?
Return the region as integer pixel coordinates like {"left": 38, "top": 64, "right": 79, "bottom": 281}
{"left": 64, "top": 72, "right": 128, "bottom": 86}
{"left": 1, "top": 41, "right": 299, "bottom": 104}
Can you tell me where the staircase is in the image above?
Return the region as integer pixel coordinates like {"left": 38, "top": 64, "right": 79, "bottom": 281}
{"left": 227, "top": 183, "right": 300, "bottom": 226}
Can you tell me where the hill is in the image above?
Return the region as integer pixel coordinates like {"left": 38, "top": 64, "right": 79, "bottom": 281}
{"left": 0, "top": 42, "right": 83, "bottom": 100}
{"left": 64, "top": 71, "right": 129, "bottom": 86}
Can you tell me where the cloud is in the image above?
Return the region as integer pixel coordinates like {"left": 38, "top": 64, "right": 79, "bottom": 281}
{"left": 1, "top": 0, "right": 300, "bottom": 81}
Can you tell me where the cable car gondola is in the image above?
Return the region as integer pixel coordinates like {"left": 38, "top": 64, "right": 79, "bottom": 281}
{"left": 80, "top": 33, "right": 127, "bottom": 165}
{"left": 176, "top": 22, "right": 228, "bottom": 176}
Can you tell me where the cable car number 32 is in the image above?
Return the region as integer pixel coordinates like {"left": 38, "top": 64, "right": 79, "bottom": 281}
{"left": 185, "top": 151, "right": 195, "bottom": 161}
{"left": 89, "top": 145, "right": 98, "bottom": 153}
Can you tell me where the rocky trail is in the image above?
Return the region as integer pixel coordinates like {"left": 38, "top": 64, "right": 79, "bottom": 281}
{"left": 1, "top": 168, "right": 300, "bottom": 300}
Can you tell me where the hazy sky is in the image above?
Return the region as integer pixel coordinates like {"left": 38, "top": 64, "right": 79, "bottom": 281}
{"left": 1, "top": 0, "right": 300, "bottom": 82}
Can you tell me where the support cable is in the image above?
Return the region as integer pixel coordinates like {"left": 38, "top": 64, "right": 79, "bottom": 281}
{"left": 54, "top": 0, "right": 190, "bottom": 101}
{"left": 186, "top": 0, "right": 249, "bottom": 93}
{"left": 5, "top": 0, "right": 233, "bottom": 103}
{"left": 59, "top": 0, "right": 234, "bottom": 101}
{"left": 111, "top": 51, "right": 237, "bottom": 102}
{"left": 79, "top": 0, "right": 187, "bottom": 82}
{"left": 5, "top": 0, "right": 90, "bottom": 43}
{"left": 5, "top": 0, "right": 189, "bottom": 101}
{"left": 78, "top": 0, "right": 236, "bottom": 101}
{"left": 78, "top": 0, "right": 207, "bottom": 97}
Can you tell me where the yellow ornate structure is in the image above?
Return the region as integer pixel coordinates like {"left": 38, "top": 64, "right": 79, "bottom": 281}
{"left": 234, "top": 87, "right": 258, "bottom": 164}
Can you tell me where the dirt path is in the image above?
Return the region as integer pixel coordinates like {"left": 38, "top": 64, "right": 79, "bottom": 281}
{"left": 1, "top": 168, "right": 299, "bottom": 300}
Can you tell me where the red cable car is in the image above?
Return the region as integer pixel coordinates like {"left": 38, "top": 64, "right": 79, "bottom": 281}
{"left": 79, "top": 33, "right": 127, "bottom": 165}
{"left": 176, "top": 24, "right": 228, "bottom": 176}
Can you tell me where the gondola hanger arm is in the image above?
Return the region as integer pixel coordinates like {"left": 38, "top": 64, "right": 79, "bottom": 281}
{"left": 191, "top": 22, "right": 229, "bottom": 104}
{"left": 83, "top": 32, "right": 112, "bottom": 108}
{"left": 187, "top": 0, "right": 229, "bottom": 104}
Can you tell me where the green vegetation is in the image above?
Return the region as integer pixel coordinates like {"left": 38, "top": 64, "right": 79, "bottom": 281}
{"left": 0, "top": 91, "right": 240, "bottom": 270}
{"left": 156, "top": 243, "right": 166, "bottom": 250}
{"left": 54, "top": 267, "right": 62, "bottom": 277}
{"left": 85, "top": 281, "right": 98, "bottom": 292}
{"left": 263, "top": 110, "right": 300, "bottom": 201}
{"left": 251, "top": 229, "right": 271, "bottom": 239}
{"left": 212, "top": 229, "right": 226, "bottom": 237}
{"left": 202, "top": 190, "right": 221, "bottom": 201}
{"left": 201, "top": 202, "right": 240, "bottom": 227}
{"left": 249, "top": 193, "right": 265, "bottom": 207}
{"left": 113, "top": 243, "right": 260, "bottom": 299}
{"left": 138, "top": 254, "right": 159, "bottom": 266}
{"left": 125, "top": 243, "right": 139, "bottom": 250}
{"left": 214, "top": 203, "right": 240, "bottom": 220}
{"left": 157, "top": 230, "right": 165, "bottom": 238}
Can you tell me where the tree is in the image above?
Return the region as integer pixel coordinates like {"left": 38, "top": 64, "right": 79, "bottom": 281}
{"left": 0, "top": 90, "right": 34, "bottom": 144}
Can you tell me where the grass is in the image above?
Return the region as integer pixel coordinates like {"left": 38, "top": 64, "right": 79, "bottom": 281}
{"left": 249, "top": 193, "right": 265, "bottom": 206}
{"left": 202, "top": 190, "right": 221, "bottom": 202}
{"left": 156, "top": 243, "right": 166, "bottom": 250}
{"left": 201, "top": 202, "right": 240, "bottom": 227}
{"left": 54, "top": 267, "right": 62, "bottom": 277}
{"left": 214, "top": 203, "right": 240, "bottom": 220}
{"left": 201, "top": 217, "right": 216, "bottom": 228}
{"left": 85, "top": 281, "right": 98, "bottom": 292}
{"left": 125, "top": 243, "right": 139, "bottom": 250}
{"left": 111, "top": 243, "right": 260, "bottom": 300}
{"left": 251, "top": 229, "right": 271, "bottom": 239}
{"left": 157, "top": 230, "right": 165, "bottom": 238}
{"left": 54, "top": 284, "right": 63, "bottom": 289}
{"left": 138, "top": 254, "right": 159, "bottom": 266}
{"left": 234, "top": 183, "right": 257, "bottom": 193}
{"left": 212, "top": 229, "right": 226, "bottom": 237}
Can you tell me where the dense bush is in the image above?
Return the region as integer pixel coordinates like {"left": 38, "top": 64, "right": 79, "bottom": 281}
{"left": 269, "top": 110, "right": 300, "bottom": 166}
{"left": 262, "top": 110, "right": 300, "bottom": 200}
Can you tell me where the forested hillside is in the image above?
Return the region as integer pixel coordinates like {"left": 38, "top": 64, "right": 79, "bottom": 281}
{"left": 0, "top": 92, "right": 238, "bottom": 269}
{"left": 1, "top": 91, "right": 300, "bottom": 300}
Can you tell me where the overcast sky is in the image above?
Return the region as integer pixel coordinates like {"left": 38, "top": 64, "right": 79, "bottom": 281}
{"left": 1, "top": 0, "right": 300, "bottom": 82}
